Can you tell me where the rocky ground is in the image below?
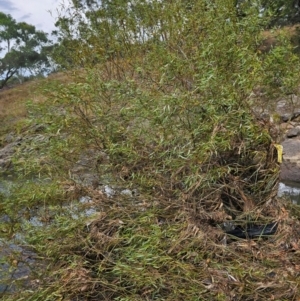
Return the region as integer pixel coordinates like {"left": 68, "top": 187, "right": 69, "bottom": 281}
{"left": 276, "top": 95, "right": 300, "bottom": 182}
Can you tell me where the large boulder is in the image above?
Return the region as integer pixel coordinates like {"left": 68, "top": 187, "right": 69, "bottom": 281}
{"left": 280, "top": 137, "right": 300, "bottom": 182}
{"left": 274, "top": 96, "right": 300, "bottom": 182}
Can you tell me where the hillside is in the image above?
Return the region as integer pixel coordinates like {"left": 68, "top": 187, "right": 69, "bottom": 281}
{"left": 0, "top": 67, "right": 299, "bottom": 301}
{"left": 1, "top": 2, "right": 300, "bottom": 300}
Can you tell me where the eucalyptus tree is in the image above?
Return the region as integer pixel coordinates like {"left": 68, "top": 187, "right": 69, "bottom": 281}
{"left": 0, "top": 12, "right": 52, "bottom": 88}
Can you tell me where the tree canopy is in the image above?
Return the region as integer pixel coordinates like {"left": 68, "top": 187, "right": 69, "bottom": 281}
{"left": 0, "top": 12, "right": 52, "bottom": 88}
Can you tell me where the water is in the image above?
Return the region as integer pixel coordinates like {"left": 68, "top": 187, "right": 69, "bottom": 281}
{"left": 278, "top": 181, "right": 300, "bottom": 204}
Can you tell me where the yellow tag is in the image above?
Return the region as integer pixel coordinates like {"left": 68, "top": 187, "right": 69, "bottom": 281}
{"left": 274, "top": 144, "right": 283, "bottom": 163}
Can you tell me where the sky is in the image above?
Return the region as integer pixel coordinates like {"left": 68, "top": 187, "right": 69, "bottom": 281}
{"left": 0, "top": 0, "right": 63, "bottom": 34}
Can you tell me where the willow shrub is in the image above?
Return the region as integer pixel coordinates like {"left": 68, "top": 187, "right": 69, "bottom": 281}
{"left": 5, "top": 1, "right": 300, "bottom": 300}
{"left": 35, "top": 0, "right": 298, "bottom": 213}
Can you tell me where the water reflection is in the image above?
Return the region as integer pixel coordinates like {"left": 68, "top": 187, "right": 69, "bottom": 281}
{"left": 278, "top": 181, "right": 300, "bottom": 204}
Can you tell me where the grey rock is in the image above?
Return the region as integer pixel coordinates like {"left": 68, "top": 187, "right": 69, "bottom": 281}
{"left": 71, "top": 149, "right": 109, "bottom": 187}
{"left": 120, "top": 189, "right": 133, "bottom": 197}
{"left": 4, "top": 133, "right": 14, "bottom": 143}
{"left": 120, "top": 188, "right": 139, "bottom": 197}
{"left": 281, "top": 114, "right": 292, "bottom": 122}
{"left": 104, "top": 185, "right": 116, "bottom": 197}
{"left": 280, "top": 138, "right": 300, "bottom": 182}
{"left": 276, "top": 97, "right": 300, "bottom": 122}
{"left": 294, "top": 109, "right": 300, "bottom": 117}
{"left": 286, "top": 128, "right": 300, "bottom": 138}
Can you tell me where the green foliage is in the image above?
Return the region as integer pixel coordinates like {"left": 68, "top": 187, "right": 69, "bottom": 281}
{"left": 0, "top": 12, "right": 52, "bottom": 88}
{"left": 3, "top": 0, "right": 300, "bottom": 300}
{"left": 46, "top": 0, "right": 300, "bottom": 204}
{"left": 260, "top": 0, "right": 300, "bottom": 26}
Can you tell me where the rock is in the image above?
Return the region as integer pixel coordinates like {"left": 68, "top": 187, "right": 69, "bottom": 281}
{"left": 279, "top": 123, "right": 292, "bottom": 131}
{"left": 294, "top": 109, "right": 300, "bottom": 118}
{"left": 120, "top": 189, "right": 133, "bottom": 197}
{"left": 71, "top": 149, "right": 109, "bottom": 187}
{"left": 120, "top": 188, "right": 139, "bottom": 197}
{"left": 4, "top": 133, "right": 14, "bottom": 143}
{"left": 286, "top": 127, "right": 300, "bottom": 138}
{"left": 293, "top": 114, "right": 300, "bottom": 122}
{"left": 278, "top": 182, "right": 300, "bottom": 204}
{"left": 276, "top": 96, "right": 300, "bottom": 123}
{"left": 280, "top": 138, "right": 300, "bottom": 182}
{"left": 281, "top": 113, "right": 292, "bottom": 122}
{"left": 104, "top": 185, "right": 116, "bottom": 197}
{"left": 0, "top": 241, "right": 42, "bottom": 294}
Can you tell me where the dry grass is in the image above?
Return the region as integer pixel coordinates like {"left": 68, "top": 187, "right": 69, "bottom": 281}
{"left": 19, "top": 186, "right": 300, "bottom": 301}
{"left": 0, "top": 82, "right": 33, "bottom": 121}
{"left": 0, "top": 73, "right": 73, "bottom": 140}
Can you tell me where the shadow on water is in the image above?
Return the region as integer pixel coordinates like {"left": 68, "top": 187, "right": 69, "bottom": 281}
{"left": 278, "top": 181, "right": 300, "bottom": 204}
